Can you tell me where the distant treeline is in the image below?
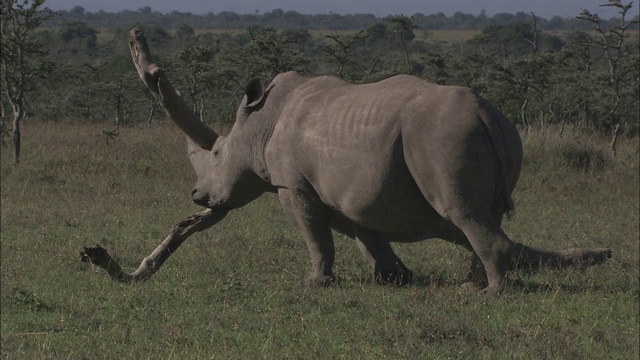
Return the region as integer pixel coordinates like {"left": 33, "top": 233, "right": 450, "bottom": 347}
{"left": 2, "top": 1, "right": 636, "bottom": 141}
{"left": 45, "top": 5, "right": 638, "bottom": 31}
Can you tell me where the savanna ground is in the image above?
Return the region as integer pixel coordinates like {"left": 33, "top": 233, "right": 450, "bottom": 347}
{"left": 1, "top": 121, "right": 638, "bottom": 359}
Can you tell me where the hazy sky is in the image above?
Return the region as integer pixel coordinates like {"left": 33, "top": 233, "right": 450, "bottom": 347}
{"left": 44, "top": 0, "right": 624, "bottom": 19}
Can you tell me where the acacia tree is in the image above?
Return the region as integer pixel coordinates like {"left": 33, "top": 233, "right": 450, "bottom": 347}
{"left": 237, "top": 26, "right": 308, "bottom": 78}
{"left": 563, "top": 31, "right": 597, "bottom": 129}
{"left": 1, "top": 0, "right": 55, "bottom": 164}
{"left": 385, "top": 15, "right": 417, "bottom": 67}
{"left": 96, "top": 55, "right": 143, "bottom": 129}
{"left": 322, "top": 31, "right": 367, "bottom": 81}
{"left": 577, "top": 1, "right": 639, "bottom": 155}
{"left": 176, "top": 45, "right": 219, "bottom": 123}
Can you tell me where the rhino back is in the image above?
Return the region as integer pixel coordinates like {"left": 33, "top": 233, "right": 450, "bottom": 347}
{"left": 265, "top": 74, "right": 511, "bottom": 232}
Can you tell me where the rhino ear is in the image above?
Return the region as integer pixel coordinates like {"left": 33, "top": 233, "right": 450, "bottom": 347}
{"left": 244, "top": 78, "right": 272, "bottom": 110}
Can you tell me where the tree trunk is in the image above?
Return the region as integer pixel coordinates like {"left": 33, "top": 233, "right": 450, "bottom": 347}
{"left": 611, "top": 123, "right": 621, "bottom": 158}
{"left": 520, "top": 98, "right": 529, "bottom": 130}
{"left": 581, "top": 102, "right": 590, "bottom": 129}
{"left": 115, "top": 99, "right": 121, "bottom": 130}
{"left": 12, "top": 106, "right": 23, "bottom": 164}
{"left": 368, "top": 56, "right": 381, "bottom": 76}
{"left": 528, "top": 12, "right": 538, "bottom": 53}
{"left": 199, "top": 96, "right": 205, "bottom": 123}
{"left": 0, "top": 103, "right": 5, "bottom": 149}
{"left": 400, "top": 38, "right": 410, "bottom": 67}
{"left": 147, "top": 98, "right": 156, "bottom": 126}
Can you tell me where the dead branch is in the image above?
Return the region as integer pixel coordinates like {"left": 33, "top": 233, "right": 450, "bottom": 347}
{"left": 80, "top": 209, "right": 228, "bottom": 283}
{"left": 128, "top": 28, "right": 218, "bottom": 150}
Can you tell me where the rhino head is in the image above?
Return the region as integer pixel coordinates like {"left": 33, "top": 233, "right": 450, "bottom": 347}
{"left": 187, "top": 79, "right": 273, "bottom": 210}
{"left": 129, "top": 28, "right": 272, "bottom": 212}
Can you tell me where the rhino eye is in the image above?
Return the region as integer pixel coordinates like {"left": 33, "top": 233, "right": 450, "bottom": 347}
{"left": 213, "top": 150, "right": 219, "bottom": 157}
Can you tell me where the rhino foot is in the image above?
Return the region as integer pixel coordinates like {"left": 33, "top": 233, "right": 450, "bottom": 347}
{"left": 303, "top": 274, "right": 336, "bottom": 287}
{"left": 459, "top": 281, "right": 502, "bottom": 296}
{"left": 460, "top": 281, "right": 479, "bottom": 291}
{"left": 375, "top": 266, "right": 413, "bottom": 286}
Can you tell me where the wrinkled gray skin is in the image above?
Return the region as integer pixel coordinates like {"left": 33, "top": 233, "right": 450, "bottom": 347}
{"left": 129, "top": 29, "right": 610, "bottom": 295}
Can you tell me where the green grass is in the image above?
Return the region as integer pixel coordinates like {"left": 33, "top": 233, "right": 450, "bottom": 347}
{"left": 1, "top": 122, "right": 638, "bottom": 359}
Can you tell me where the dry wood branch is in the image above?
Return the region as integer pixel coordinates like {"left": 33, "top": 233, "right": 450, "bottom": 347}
{"left": 128, "top": 28, "right": 217, "bottom": 150}
{"left": 80, "top": 209, "right": 228, "bottom": 283}
{"left": 512, "top": 243, "right": 612, "bottom": 270}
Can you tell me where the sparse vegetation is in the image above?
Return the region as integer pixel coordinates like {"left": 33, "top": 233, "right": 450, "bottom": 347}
{"left": 1, "top": 122, "right": 637, "bottom": 359}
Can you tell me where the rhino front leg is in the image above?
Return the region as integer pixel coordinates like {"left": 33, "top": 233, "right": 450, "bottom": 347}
{"left": 354, "top": 227, "right": 413, "bottom": 285}
{"left": 278, "top": 189, "right": 336, "bottom": 286}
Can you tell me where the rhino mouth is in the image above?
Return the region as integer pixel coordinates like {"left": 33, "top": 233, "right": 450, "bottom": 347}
{"left": 192, "top": 192, "right": 228, "bottom": 210}
{"left": 192, "top": 195, "right": 210, "bottom": 208}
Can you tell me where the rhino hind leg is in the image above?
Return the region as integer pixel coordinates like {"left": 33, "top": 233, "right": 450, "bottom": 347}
{"left": 278, "top": 188, "right": 336, "bottom": 287}
{"left": 452, "top": 217, "right": 515, "bottom": 295}
{"left": 354, "top": 227, "right": 413, "bottom": 286}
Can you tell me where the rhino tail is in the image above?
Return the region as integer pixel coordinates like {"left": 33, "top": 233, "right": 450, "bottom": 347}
{"left": 476, "top": 102, "right": 515, "bottom": 219}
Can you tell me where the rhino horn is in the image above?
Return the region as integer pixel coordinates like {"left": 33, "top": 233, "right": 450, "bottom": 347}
{"left": 128, "top": 28, "right": 218, "bottom": 150}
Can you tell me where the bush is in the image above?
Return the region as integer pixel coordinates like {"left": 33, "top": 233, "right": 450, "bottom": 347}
{"left": 559, "top": 142, "right": 607, "bottom": 173}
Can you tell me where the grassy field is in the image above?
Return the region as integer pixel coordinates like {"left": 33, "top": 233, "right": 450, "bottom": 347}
{"left": 1, "top": 121, "right": 638, "bottom": 359}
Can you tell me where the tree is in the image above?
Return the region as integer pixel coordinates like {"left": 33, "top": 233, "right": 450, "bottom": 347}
{"left": 176, "top": 45, "right": 219, "bottom": 122}
{"left": 69, "top": 5, "right": 84, "bottom": 17}
{"left": 576, "top": 1, "right": 639, "bottom": 155}
{"left": 1, "top": 0, "right": 55, "bottom": 164}
{"left": 563, "top": 31, "right": 598, "bottom": 129}
{"left": 385, "top": 15, "right": 417, "bottom": 67}
{"left": 176, "top": 24, "right": 195, "bottom": 43}
{"left": 85, "top": 54, "right": 143, "bottom": 129}
{"left": 470, "top": 22, "right": 535, "bottom": 58}
{"left": 225, "top": 26, "right": 309, "bottom": 80}
{"left": 322, "top": 31, "right": 367, "bottom": 80}
{"left": 58, "top": 21, "right": 98, "bottom": 49}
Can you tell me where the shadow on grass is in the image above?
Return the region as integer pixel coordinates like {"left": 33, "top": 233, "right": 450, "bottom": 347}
{"left": 504, "top": 279, "right": 612, "bottom": 295}
{"left": 348, "top": 272, "right": 613, "bottom": 295}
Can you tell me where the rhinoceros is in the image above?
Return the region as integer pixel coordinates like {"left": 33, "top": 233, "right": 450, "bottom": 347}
{"left": 81, "top": 29, "right": 611, "bottom": 295}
